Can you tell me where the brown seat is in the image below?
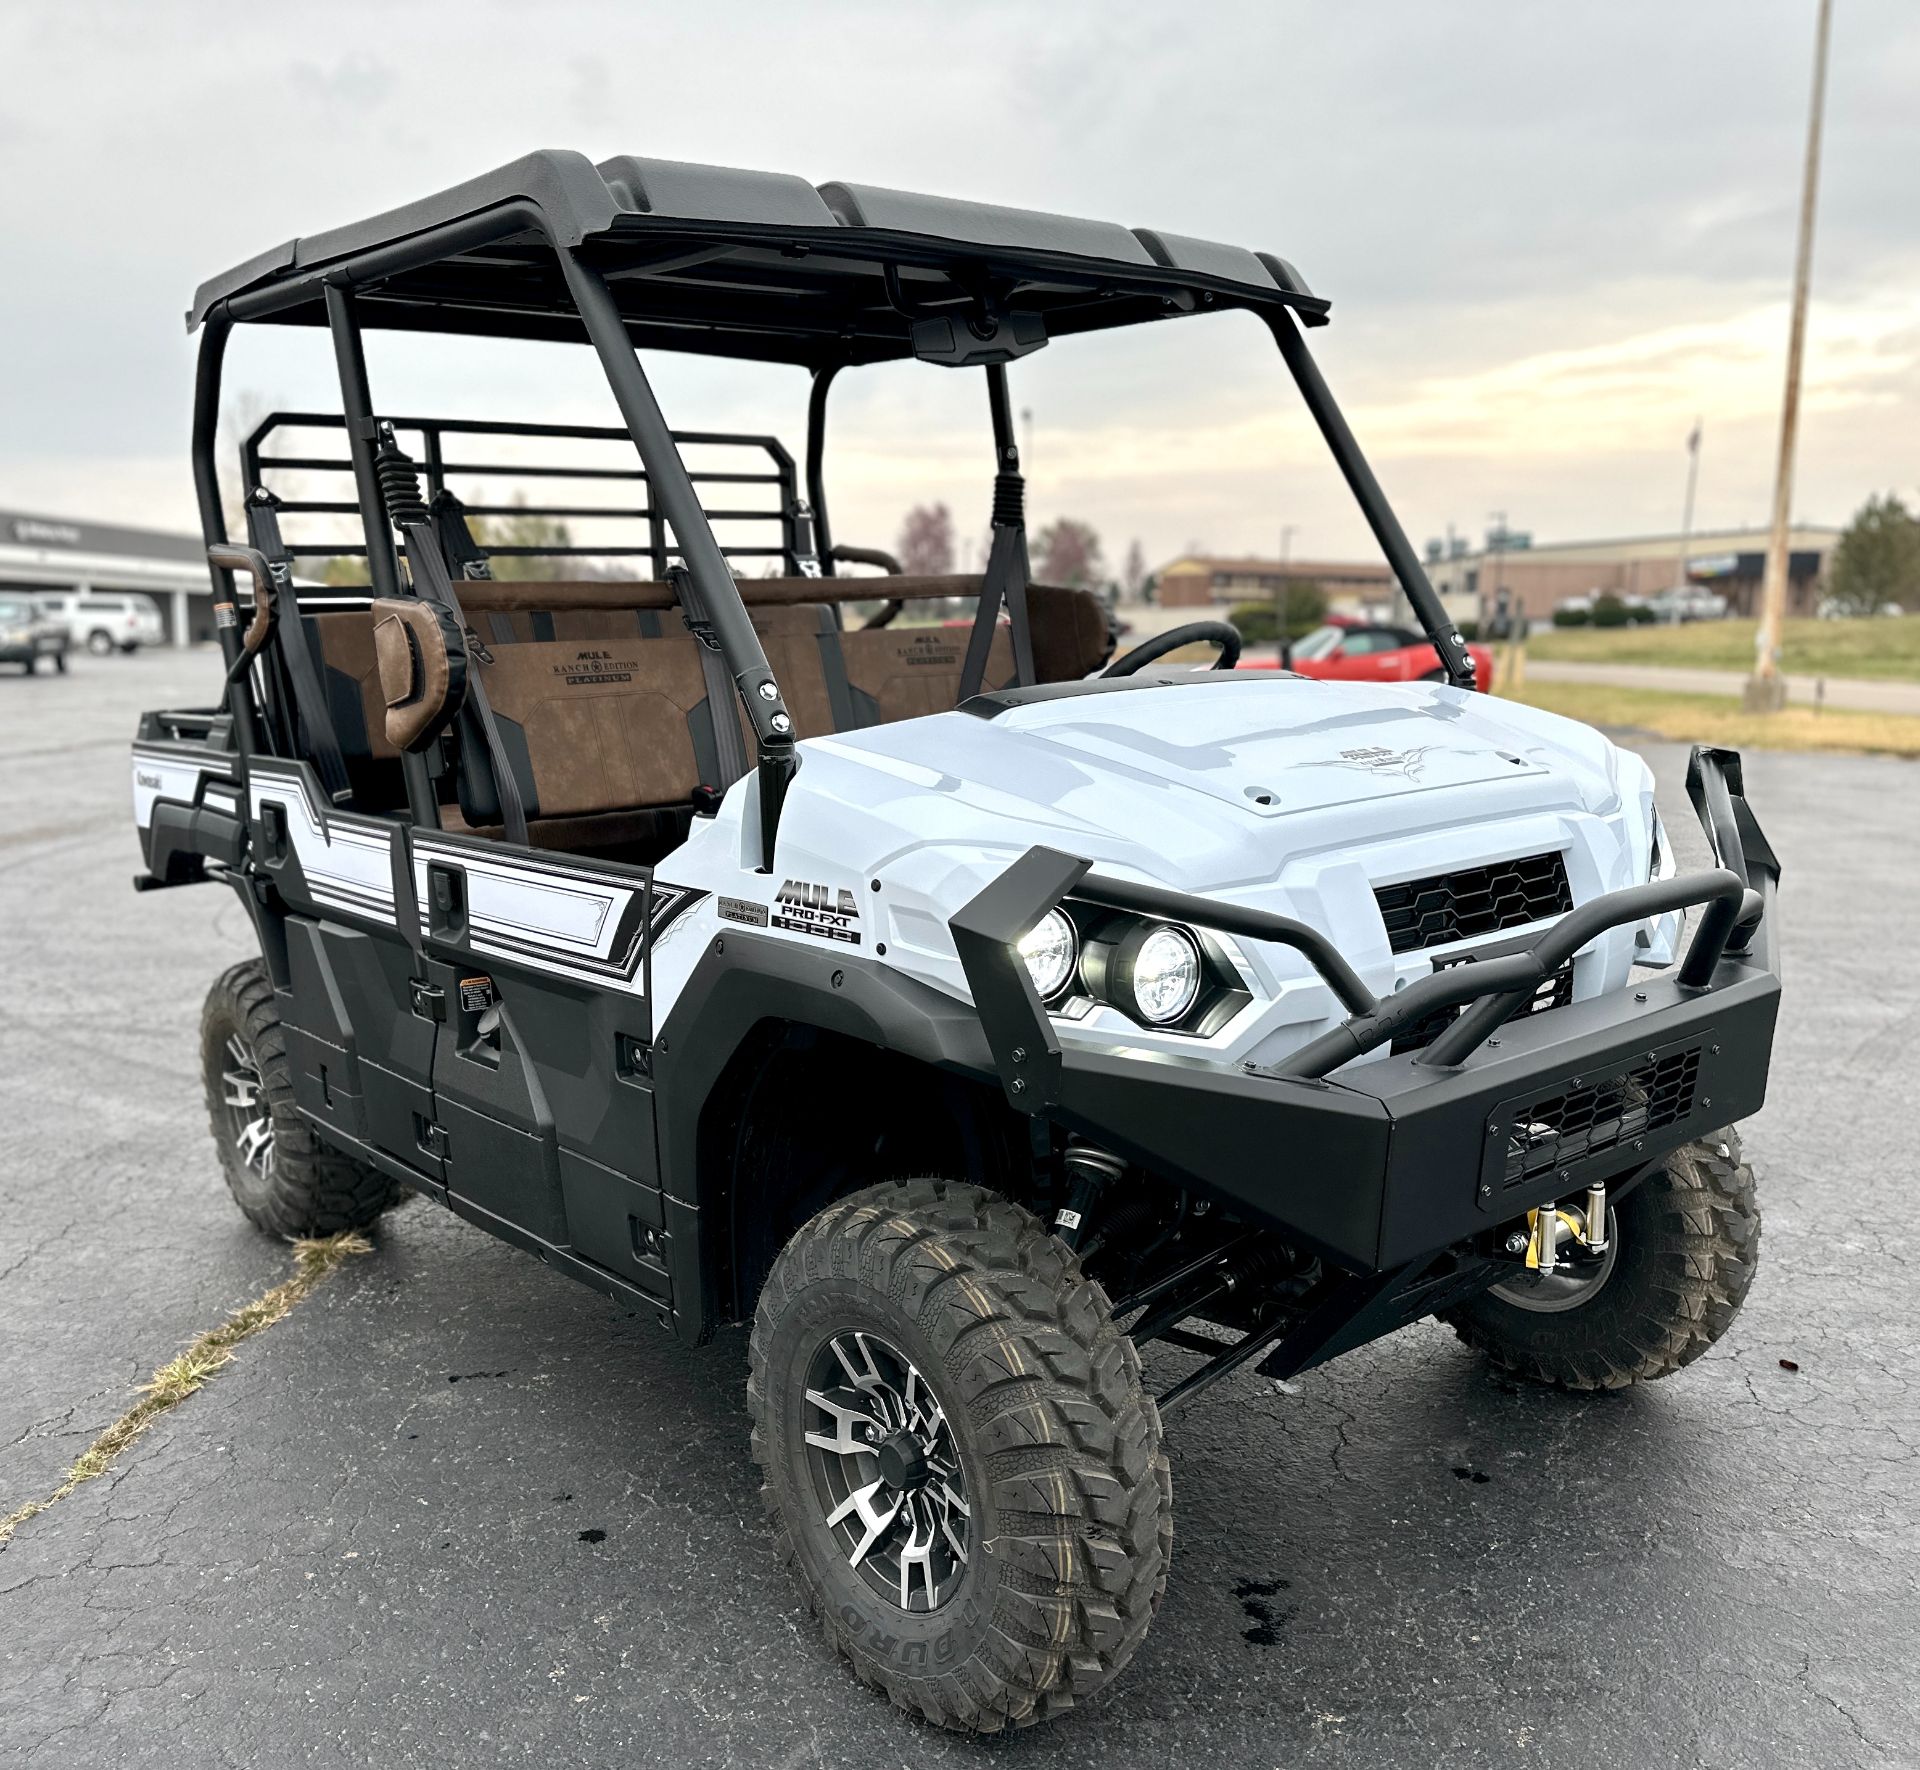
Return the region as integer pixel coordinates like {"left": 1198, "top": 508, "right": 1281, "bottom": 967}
{"left": 307, "top": 575, "right": 1110, "bottom": 848}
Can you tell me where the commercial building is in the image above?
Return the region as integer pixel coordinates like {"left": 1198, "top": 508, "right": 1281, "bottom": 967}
{"left": 1155, "top": 554, "right": 1397, "bottom": 612}
{"left": 1423, "top": 524, "right": 1841, "bottom": 627}
{"left": 0, "top": 508, "right": 211, "bottom": 647}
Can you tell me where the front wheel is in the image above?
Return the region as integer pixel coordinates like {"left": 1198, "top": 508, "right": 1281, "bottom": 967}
{"left": 1444, "top": 1131, "right": 1760, "bottom": 1389}
{"left": 748, "top": 1180, "right": 1171, "bottom": 1732}
{"left": 201, "top": 959, "right": 405, "bottom": 1236}
{"left": 86, "top": 629, "right": 115, "bottom": 656}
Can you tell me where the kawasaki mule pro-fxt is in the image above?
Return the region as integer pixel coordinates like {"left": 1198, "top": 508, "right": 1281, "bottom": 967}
{"left": 133, "top": 154, "right": 1779, "bottom": 1731}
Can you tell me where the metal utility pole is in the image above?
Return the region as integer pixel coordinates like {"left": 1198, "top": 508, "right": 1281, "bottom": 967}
{"left": 1674, "top": 419, "right": 1702, "bottom": 621}
{"left": 1748, "top": 0, "right": 1833, "bottom": 712}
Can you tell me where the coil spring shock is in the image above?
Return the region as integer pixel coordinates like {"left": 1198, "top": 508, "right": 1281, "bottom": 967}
{"left": 373, "top": 423, "right": 429, "bottom": 530}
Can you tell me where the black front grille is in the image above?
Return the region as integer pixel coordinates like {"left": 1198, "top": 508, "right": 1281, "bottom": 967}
{"left": 1375, "top": 852, "right": 1573, "bottom": 955}
{"left": 1392, "top": 960, "right": 1574, "bottom": 1055}
{"left": 1501, "top": 1045, "right": 1701, "bottom": 1189}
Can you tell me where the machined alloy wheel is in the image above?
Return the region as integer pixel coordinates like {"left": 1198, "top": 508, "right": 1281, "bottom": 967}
{"left": 86, "top": 629, "right": 115, "bottom": 655}
{"left": 804, "top": 1329, "right": 971, "bottom": 1613}
{"left": 219, "top": 1029, "right": 276, "bottom": 1186}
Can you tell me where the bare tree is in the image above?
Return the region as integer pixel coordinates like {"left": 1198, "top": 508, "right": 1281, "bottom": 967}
{"left": 896, "top": 502, "right": 956, "bottom": 576}
{"left": 1122, "top": 538, "right": 1147, "bottom": 597}
{"left": 1035, "top": 518, "right": 1105, "bottom": 589}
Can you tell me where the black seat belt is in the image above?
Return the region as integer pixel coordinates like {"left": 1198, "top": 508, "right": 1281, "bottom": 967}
{"left": 669, "top": 564, "right": 752, "bottom": 788}
{"left": 374, "top": 428, "right": 530, "bottom": 846}
{"left": 958, "top": 470, "right": 1037, "bottom": 703}
{"left": 244, "top": 491, "right": 355, "bottom": 803}
{"left": 430, "top": 490, "right": 495, "bottom": 581}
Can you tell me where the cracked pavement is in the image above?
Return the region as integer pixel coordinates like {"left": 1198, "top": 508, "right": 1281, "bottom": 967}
{"left": 2, "top": 653, "right": 1916, "bottom": 1767}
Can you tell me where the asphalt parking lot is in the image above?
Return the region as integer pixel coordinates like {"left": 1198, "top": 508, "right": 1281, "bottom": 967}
{"left": 2, "top": 648, "right": 1915, "bottom": 1769}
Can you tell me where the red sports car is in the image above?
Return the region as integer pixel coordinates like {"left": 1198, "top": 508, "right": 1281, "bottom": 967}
{"left": 1243, "top": 622, "right": 1493, "bottom": 689}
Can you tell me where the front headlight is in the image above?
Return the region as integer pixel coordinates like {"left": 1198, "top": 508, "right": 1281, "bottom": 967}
{"left": 1018, "top": 908, "right": 1078, "bottom": 999}
{"left": 1114, "top": 923, "right": 1203, "bottom": 1025}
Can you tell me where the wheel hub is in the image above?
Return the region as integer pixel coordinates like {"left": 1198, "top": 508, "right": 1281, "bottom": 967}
{"left": 874, "top": 1430, "right": 930, "bottom": 1493}
{"left": 803, "top": 1330, "right": 970, "bottom": 1614}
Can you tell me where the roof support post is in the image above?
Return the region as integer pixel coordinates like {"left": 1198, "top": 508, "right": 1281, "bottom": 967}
{"left": 558, "top": 248, "right": 796, "bottom": 868}
{"left": 323, "top": 283, "right": 404, "bottom": 602}
{"left": 1263, "top": 309, "right": 1476, "bottom": 689}
{"left": 190, "top": 316, "right": 235, "bottom": 600}
{"left": 805, "top": 365, "right": 839, "bottom": 576}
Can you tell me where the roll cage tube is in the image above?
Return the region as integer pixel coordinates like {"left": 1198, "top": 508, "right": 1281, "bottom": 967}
{"left": 1265, "top": 309, "right": 1477, "bottom": 690}
{"left": 952, "top": 746, "right": 1775, "bottom": 1108}
{"left": 558, "top": 248, "right": 796, "bottom": 870}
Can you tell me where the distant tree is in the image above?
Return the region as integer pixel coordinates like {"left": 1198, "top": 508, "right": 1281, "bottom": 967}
{"left": 1591, "top": 592, "right": 1632, "bottom": 628}
{"left": 1036, "top": 518, "right": 1104, "bottom": 588}
{"left": 471, "top": 501, "right": 583, "bottom": 581}
{"left": 1828, "top": 492, "right": 1920, "bottom": 614}
{"left": 1122, "top": 538, "right": 1147, "bottom": 597}
{"left": 897, "top": 502, "right": 956, "bottom": 576}
{"left": 1235, "top": 580, "right": 1325, "bottom": 643}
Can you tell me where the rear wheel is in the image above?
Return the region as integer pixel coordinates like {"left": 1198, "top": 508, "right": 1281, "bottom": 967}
{"left": 201, "top": 959, "right": 404, "bottom": 1236}
{"left": 749, "top": 1180, "right": 1171, "bottom": 1731}
{"left": 1444, "top": 1131, "right": 1759, "bottom": 1389}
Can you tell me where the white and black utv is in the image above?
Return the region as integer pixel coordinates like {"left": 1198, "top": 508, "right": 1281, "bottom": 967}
{"left": 133, "top": 153, "right": 1780, "bottom": 1732}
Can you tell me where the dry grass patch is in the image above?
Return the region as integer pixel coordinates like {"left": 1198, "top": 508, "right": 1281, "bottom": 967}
{"left": 1498, "top": 680, "right": 1920, "bottom": 759}
{"left": 0, "top": 1232, "right": 372, "bottom": 1548}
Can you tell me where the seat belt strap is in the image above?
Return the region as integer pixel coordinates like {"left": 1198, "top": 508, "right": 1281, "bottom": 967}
{"left": 244, "top": 493, "right": 355, "bottom": 804}
{"left": 669, "top": 565, "right": 752, "bottom": 788}
{"left": 959, "top": 471, "right": 1035, "bottom": 703}
{"left": 430, "top": 490, "right": 494, "bottom": 581}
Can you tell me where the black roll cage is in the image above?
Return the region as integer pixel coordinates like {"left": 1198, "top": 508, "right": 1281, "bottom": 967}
{"left": 189, "top": 196, "right": 1474, "bottom": 867}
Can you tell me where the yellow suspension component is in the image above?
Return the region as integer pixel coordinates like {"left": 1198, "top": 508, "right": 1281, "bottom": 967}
{"left": 1524, "top": 1207, "right": 1587, "bottom": 1272}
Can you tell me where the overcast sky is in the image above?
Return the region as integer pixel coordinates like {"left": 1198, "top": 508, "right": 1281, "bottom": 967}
{"left": 2, "top": 0, "right": 1916, "bottom": 571}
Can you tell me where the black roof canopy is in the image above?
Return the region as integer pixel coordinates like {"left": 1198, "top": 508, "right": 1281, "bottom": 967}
{"left": 190, "top": 150, "right": 1329, "bottom": 367}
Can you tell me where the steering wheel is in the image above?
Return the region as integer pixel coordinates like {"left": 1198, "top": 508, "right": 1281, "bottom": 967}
{"left": 1101, "top": 620, "right": 1242, "bottom": 678}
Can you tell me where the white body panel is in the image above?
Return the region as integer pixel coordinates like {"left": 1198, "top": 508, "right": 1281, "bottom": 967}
{"left": 650, "top": 678, "right": 1680, "bottom": 1073}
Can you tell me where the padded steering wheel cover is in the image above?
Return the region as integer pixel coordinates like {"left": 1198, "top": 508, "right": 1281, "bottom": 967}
{"left": 371, "top": 598, "right": 469, "bottom": 753}
{"left": 1101, "top": 620, "right": 1243, "bottom": 677}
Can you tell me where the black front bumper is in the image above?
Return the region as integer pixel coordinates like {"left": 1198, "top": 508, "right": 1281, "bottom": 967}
{"left": 952, "top": 746, "right": 1781, "bottom": 1273}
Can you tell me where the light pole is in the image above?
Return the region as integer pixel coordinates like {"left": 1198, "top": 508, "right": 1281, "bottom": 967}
{"left": 1748, "top": 0, "right": 1833, "bottom": 712}
{"left": 1674, "top": 419, "right": 1702, "bottom": 622}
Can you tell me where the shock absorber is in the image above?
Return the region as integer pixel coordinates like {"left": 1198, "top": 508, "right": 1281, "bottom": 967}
{"left": 1053, "top": 1140, "right": 1125, "bottom": 1253}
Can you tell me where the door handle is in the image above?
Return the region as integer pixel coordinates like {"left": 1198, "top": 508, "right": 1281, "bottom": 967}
{"left": 426, "top": 860, "right": 467, "bottom": 938}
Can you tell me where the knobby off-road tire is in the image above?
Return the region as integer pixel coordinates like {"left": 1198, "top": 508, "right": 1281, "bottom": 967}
{"left": 748, "top": 1180, "right": 1172, "bottom": 1732}
{"left": 1444, "top": 1130, "right": 1760, "bottom": 1390}
{"left": 201, "top": 959, "right": 404, "bottom": 1237}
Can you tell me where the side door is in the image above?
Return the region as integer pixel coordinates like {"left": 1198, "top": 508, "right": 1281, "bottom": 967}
{"left": 406, "top": 830, "right": 677, "bottom": 1306}
{"left": 244, "top": 758, "right": 447, "bottom": 1191}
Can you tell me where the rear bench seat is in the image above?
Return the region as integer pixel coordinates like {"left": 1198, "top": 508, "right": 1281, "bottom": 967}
{"left": 305, "top": 575, "right": 1109, "bottom": 854}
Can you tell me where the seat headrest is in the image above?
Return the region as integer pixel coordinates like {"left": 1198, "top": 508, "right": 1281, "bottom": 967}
{"left": 371, "top": 598, "right": 468, "bottom": 752}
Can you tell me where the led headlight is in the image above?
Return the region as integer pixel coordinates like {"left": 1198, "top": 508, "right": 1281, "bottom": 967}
{"left": 1017, "top": 908, "right": 1078, "bottom": 999}
{"left": 1116, "top": 922, "right": 1202, "bottom": 1025}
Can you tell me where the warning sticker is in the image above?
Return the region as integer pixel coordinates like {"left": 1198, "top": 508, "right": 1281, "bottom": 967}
{"left": 459, "top": 974, "right": 496, "bottom": 1013}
